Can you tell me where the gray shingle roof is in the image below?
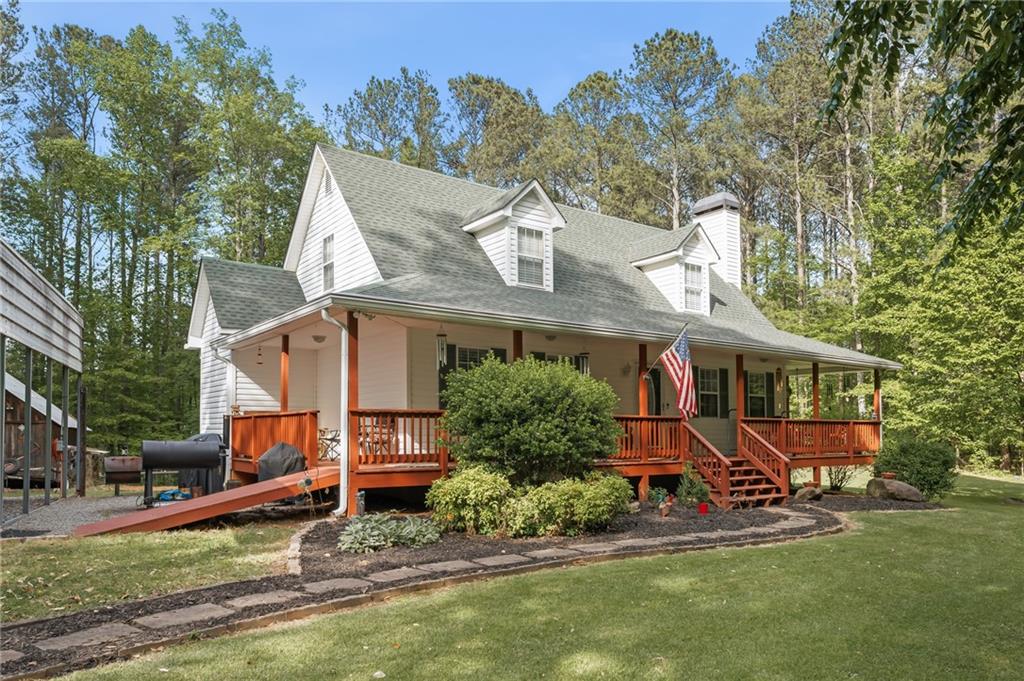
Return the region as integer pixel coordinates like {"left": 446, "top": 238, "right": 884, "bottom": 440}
{"left": 251, "top": 145, "right": 898, "bottom": 369}
{"left": 202, "top": 258, "right": 306, "bottom": 331}
{"left": 628, "top": 223, "right": 699, "bottom": 263}
{"left": 460, "top": 182, "right": 528, "bottom": 226}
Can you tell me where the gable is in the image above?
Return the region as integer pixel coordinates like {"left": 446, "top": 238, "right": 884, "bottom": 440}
{"left": 293, "top": 160, "right": 381, "bottom": 299}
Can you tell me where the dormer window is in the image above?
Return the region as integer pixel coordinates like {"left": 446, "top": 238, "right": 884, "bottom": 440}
{"left": 516, "top": 226, "right": 545, "bottom": 287}
{"left": 322, "top": 235, "right": 334, "bottom": 290}
{"left": 684, "top": 262, "right": 703, "bottom": 312}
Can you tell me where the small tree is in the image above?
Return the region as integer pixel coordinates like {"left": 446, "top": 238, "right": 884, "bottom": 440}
{"left": 873, "top": 434, "right": 958, "bottom": 500}
{"left": 441, "top": 356, "right": 621, "bottom": 485}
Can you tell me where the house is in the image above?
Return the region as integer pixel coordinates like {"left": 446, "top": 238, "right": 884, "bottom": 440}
{"left": 187, "top": 144, "right": 900, "bottom": 512}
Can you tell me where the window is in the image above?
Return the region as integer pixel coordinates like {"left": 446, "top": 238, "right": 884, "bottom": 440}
{"left": 747, "top": 372, "right": 766, "bottom": 418}
{"left": 698, "top": 367, "right": 719, "bottom": 417}
{"left": 684, "top": 262, "right": 703, "bottom": 312}
{"left": 457, "top": 347, "right": 490, "bottom": 370}
{"left": 535, "top": 353, "right": 590, "bottom": 375}
{"left": 516, "top": 226, "right": 544, "bottom": 287}
{"left": 322, "top": 235, "right": 334, "bottom": 290}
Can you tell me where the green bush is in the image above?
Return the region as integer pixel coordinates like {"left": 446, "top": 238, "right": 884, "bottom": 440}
{"left": 676, "top": 463, "right": 710, "bottom": 506}
{"left": 873, "top": 435, "right": 958, "bottom": 499}
{"left": 425, "top": 467, "right": 513, "bottom": 535}
{"left": 505, "top": 473, "right": 634, "bottom": 537}
{"left": 647, "top": 486, "right": 670, "bottom": 506}
{"left": 441, "top": 356, "right": 621, "bottom": 485}
{"left": 337, "top": 514, "right": 441, "bottom": 554}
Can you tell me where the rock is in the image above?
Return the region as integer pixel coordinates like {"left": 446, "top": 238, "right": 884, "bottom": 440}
{"left": 628, "top": 501, "right": 641, "bottom": 513}
{"left": 794, "top": 486, "right": 823, "bottom": 502}
{"left": 866, "top": 477, "right": 925, "bottom": 502}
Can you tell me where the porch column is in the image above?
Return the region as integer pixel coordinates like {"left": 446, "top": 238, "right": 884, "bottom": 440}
{"left": 279, "top": 334, "right": 290, "bottom": 412}
{"left": 346, "top": 311, "right": 359, "bottom": 514}
{"left": 637, "top": 344, "right": 648, "bottom": 416}
{"left": 811, "top": 362, "right": 820, "bottom": 418}
{"left": 512, "top": 330, "right": 523, "bottom": 361}
{"left": 735, "top": 353, "right": 745, "bottom": 448}
{"left": 872, "top": 369, "right": 881, "bottom": 419}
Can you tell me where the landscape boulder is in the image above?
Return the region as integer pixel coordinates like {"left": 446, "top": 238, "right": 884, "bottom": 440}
{"left": 794, "top": 486, "right": 823, "bottom": 502}
{"left": 866, "top": 477, "right": 925, "bottom": 502}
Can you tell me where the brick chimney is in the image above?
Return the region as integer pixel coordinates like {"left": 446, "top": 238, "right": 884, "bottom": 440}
{"left": 692, "top": 192, "right": 741, "bottom": 288}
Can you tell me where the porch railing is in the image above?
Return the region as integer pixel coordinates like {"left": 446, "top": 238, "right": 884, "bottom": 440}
{"left": 738, "top": 423, "right": 790, "bottom": 497}
{"left": 230, "top": 410, "right": 320, "bottom": 471}
{"left": 349, "top": 409, "right": 449, "bottom": 473}
{"left": 742, "top": 418, "right": 881, "bottom": 458}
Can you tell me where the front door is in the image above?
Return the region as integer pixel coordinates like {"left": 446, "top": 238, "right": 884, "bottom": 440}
{"left": 647, "top": 368, "right": 662, "bottom": 415}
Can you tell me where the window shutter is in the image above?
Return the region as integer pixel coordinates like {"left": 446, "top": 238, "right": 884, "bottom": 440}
{"left": 490, "top": 347, "right": 508, "bottom": 363}
{"left": 649, "top": 368, "right": 662, "bottom": 416}
{"left": 765, "top": 371, "right": 776, "bottom": 417}
{"left": 438, "top": 344, "right": 458, "bottom": 408}
{"left": 718, "top": 367, "right": 729, "bottom": 419}
{"left": 691, "top": 365, "right": 699, "bottom": 415}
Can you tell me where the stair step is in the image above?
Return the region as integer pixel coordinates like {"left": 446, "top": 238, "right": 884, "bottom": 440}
{"left": 729, "top": 483, "right": 778, "bottom": 491}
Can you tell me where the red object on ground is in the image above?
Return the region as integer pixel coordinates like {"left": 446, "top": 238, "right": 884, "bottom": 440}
{"left": 881, "top": 471, "right": 897, "bottom": 480}
{"left": 697, "top": 502, "right": 709, "bottom": 515}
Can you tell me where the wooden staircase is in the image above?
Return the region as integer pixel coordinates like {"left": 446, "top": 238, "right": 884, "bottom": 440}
{"left": 720, "top": 456, "right": 787, "bottom": 508}
{"left": 684, "top": 421, "right": 790, "bottom": 509}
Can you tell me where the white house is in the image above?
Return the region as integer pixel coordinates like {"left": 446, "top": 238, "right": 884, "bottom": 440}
{"left": 186, "top": 144, "right": 900, "bottom": 512}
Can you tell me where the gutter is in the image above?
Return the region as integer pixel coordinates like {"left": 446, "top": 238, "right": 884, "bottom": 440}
{"left": 319, "top": 309, "right": 350, "bottom": 516}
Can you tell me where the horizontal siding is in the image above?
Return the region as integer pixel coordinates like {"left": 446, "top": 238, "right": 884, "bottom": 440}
{"left": 295, "top": 167, "right": 380, "bottom": 300}
{"left": 1, "top": 240, "right": 84, "bottom": 371}
{"left": 642, "top": 258, "right": 680, "bottom": 311}
{"left": 508, "top": 194, "right": 554, "bottom": 291}
{"left": 234, "top": 346, "right": 316, "bottom": 413}
{"left": 409, "top": 324, "right": 513, "bottom": 409}
{"left": 199, "top": 298, "right": 228, "bottom": 434}
{"left": 359, "top": 316, "right": 409, "bottom": 409}
{"left": 475, "top": 223, "right": 509, "bottom": 283}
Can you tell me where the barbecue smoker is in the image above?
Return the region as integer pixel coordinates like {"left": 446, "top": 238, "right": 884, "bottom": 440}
{"left": 140, "top": 433, "right": 226, "bottom": 505}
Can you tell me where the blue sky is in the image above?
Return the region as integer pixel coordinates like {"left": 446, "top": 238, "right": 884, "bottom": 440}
{"left": 22, "top": 2, "right": 788, "bottom": 113}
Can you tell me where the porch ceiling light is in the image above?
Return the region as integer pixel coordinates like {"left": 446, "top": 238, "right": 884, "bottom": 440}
{"left": 312, "top": 335, "right": 326, "bottom": 344}
{"left": 256, "top": 345, "right": 263, "bottom": 365}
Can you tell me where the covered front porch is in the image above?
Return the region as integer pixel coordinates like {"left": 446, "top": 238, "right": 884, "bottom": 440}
{"left": 220, "top": 307, "right": 884, "bottom": 510}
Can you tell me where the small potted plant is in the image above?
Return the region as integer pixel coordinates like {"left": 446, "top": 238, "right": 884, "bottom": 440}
{"left": 881, "top": 471, "right": 897, "bottom": 480}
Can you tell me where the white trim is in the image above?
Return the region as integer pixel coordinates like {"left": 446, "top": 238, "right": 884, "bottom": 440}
{"left": 461, "top": 180, "right": 567, "bottom": 234}
{"left": 629, "top": 224, "right": 721, "bottom": 268}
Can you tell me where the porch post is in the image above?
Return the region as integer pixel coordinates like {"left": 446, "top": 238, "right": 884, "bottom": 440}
{"left": 872, "top": 369, "right": 881, "bottom": 419}
{"left": 811, "top": 362, "right": 820, "bottom": 418}
{"left": 735, "top": 353, "right": 745, "bottom": 448}
{"left": 512, "top": 330, "right": 523, "bottom": 361}
{"left": 637, "top": 344, "right": 648, "bottom": 416}
{"left": 346, "top": 312, "right": 359, "bottom": 514}
{"left": 279, "top": 334, "right": 290, "bottom": 412}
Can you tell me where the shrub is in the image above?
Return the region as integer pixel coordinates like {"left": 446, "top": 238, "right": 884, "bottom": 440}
{"left": 647, "top": 486, "right": 670, "bottom": 506}
{"left": 505, "top": 473, "right": 633, "bottom": 537}
{"left": 425, "top": 467, "right": 513, "bottom": 535}
{"left": 826, "top": 465, "right": 864, "bottom": 491}
{"left": 676, "top": 463, "right": 710, "bottom": 506}
{"left": 337, "top": 514, "right": 441, "bottom": 554}
{"left": 441, "top": 356, "right": 621, "bottom": 485}
{"left": 873, "top": 435, "right": 958, "bottom": 499}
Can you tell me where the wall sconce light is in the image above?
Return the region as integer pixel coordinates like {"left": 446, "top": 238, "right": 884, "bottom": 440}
{"left": 545, "top": 335, "right": 557, "bottom": 342}
{"left": 256, "top": 346, "right": 263, "bottom": 365}
{"left": 436, "top": 325, "right": 448, "bottom": 370}
{"left": 312, "top": 335, "right": 326, "bottom": 344}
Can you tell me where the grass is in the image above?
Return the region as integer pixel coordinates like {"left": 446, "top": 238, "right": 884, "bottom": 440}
{"left": 1, "top": 523, "right": 296, "bottom": 622}
{"left": 60, "top": 475, "right": 1023, "bottom": 681}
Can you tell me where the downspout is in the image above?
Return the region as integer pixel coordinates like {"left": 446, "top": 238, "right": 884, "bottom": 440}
{"left": 321, "top": 309, "right": 350, "bottom": 515}
{"left": 212, "top": 347, "right": 235, "bottom": 483}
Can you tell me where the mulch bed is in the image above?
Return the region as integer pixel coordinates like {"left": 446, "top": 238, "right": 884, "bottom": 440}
{"left": 796, "top": 493, "right": 943, "bottom": 513}
{"left": 0, "top": 499, "right": 940, "bottom": 679}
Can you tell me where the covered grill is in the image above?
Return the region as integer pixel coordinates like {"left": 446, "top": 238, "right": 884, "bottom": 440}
{"left": 140, "top": 434, "right": 226, "bottom": 504}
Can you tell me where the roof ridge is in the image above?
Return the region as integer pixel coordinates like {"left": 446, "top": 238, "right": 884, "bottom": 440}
{"left": 202, "top": 256, "right": 288, "bottom": 272}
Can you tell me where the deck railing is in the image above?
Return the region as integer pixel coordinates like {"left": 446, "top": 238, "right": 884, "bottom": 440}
{"left": 230, "top": 410, "right": 320, "bottom": 471}
{"left": 682, "top": 421, "right": 733, "bottom": 500}
{"left": 349, "top": 409, "right": 449, "bottom": 473}
{"left": 613, "top": 415, "right": 684, "bottom": 462}
{"left": 742, "top": 418, "right": 881, "bottom": 458}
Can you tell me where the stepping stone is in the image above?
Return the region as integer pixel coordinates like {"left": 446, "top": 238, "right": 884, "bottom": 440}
{"left": 745, "top": 526, "right": 780, "bottom": 534}
{"left": 366, "top": 567, "right": 429, "bottom": 583}
{"left": 0, "top": 649, "right": 25, "bottom": 664}
{"left": 775, "top": 518, "right": 816, "bottom": 529}
{"left": 614, "top": 537, "right": 669, "bottom": 548}
{"left": 523, "top": 548, "right": 581, "bottom": 559}
{"left": 224, "top": 589, "right": 303, "bottom": 609}
{"left": 660, "top": 534, "right": 697, "bottom": 542}
{"left": 303, "top": 577, "right": 372, "bottom": 594}
{"left": 418, "top": 559, "right": 479, "bottom": 573}
{"left": 134, "top": 603, "right": 233, "bottom": 629}
{"left": 35, "top": 623, "right": 142, "bottom": 651}
{"left": 473, "top": 554, "right": 530, "bottom": 567}
{"left": 571, "top": 542, "right": 618, "bottom": 553}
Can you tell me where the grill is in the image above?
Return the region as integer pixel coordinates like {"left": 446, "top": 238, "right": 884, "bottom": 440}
{"left": 140, "top": 435, "right": 226, "bottom": 504}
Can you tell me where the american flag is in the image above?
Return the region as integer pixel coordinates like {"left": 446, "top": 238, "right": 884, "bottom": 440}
{"left": 659, "top": 330, "right": 698, "bottom": 419}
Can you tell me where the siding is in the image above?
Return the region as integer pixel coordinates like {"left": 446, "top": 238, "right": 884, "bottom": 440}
{"left": 697, "top": 209, "right": 741, "bottom": 288}
{"left": 475, "top": 222, "right": 509, "bottom": 283}
{"left": 234, "top": 346, "right": 316, "bottom": 413}
{"left": 409, "top": 324, "right": 514, "bottom": 409}
{"left": 641, "top": 258, "right": 680, "bottom": 311}
{"left": 359, "top": 316, "right": 409, "bottom": 409}
{"left": 199, "top": 299, "right": 228, "bottom": 433}
{"left": 295, "top": 167, "right": 380, "bottom": 299}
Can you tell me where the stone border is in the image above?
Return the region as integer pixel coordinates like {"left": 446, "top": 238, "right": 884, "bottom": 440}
{"left": 285, "top": 518, "right": 323, "bottom": 576}
{"left": 1, "top": 507, "right": 850, "bottom": 681}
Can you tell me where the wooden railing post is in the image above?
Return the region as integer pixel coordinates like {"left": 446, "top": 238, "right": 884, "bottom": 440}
{"left": 778, "top": 418, "right": 787, "bottom": 455}
{"left": 847, "top": 420, "right": 855, "bottom": 458}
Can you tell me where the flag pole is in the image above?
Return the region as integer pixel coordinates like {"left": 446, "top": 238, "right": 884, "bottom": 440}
{"left": 645, "top": 323, "right": 689, "bottom": 373}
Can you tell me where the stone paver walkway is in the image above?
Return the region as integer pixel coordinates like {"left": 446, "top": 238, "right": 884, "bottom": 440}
{"left": 1, "top": 507, "right": 835, "bottom": 678}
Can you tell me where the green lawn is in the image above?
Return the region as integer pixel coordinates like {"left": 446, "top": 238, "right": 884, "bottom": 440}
{"left": 1, "top": 523, "right": 296, "bottom": 622}
{"left": 63, "top": 475, "right": 1023, "bottom": 680}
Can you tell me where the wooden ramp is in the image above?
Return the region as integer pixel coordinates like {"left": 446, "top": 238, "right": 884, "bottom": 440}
{"left": 73, "top": 464, "right": 340, "bottom": 536}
